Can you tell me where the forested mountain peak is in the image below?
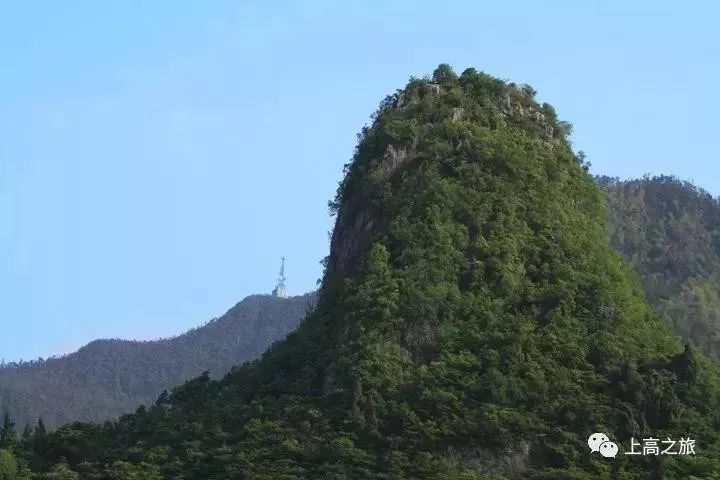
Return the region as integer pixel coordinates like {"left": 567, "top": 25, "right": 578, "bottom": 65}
{"left": 9, "top": 65, "right": 720, "bottom": 479}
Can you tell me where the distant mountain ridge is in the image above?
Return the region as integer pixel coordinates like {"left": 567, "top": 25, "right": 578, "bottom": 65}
{"left": 0, "top": 292, "right": 316, "bottom": 428}
{"left": 602, "top": 175, "right": 720, "bottom": 361}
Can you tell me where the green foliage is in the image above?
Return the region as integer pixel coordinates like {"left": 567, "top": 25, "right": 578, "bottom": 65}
{"left": 0, "top": 450, "right": 18, "bottom": 480}
{"left": 0, "top": 414, "right": 16, "bottom": 449}
{"left": 432, "top": 64, "right": 458, "bottom": 84}
{"left": 40, "top": 464, "right": 77, "bottom": 480}
{"left": 107, "top": 461, "right": 163, "bottom": 480}
{"left": 11, "top": 66, "right": 720, "bottom": 479}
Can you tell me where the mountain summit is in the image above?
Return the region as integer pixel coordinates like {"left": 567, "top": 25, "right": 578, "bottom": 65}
{"left": 19, "top": 65, "right": 720, "bottom": 479}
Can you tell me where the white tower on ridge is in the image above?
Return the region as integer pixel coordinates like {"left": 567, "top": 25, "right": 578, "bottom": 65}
{"left": 272, "top": 257, "right": 287, "bottom": 298}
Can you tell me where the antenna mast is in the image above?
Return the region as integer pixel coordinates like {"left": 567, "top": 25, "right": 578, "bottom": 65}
{"left": 272, "top": 257, "right": 287, "bottom": 298}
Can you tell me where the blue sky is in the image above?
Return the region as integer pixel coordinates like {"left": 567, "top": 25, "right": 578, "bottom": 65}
{"left": 1, "top": 1, "right": 718, "bottom": 362}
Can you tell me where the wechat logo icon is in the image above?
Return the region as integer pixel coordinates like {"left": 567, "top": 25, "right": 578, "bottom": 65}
{"left": 588, "top": 432, "right": 618, "bottom": 458}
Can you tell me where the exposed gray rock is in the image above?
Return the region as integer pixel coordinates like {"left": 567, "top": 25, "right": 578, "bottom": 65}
{"left": 446, "top": 442, "right": 531, "bottom": 478}
{"left": 327, "top": 208, "right": 374, "bottom": 277}
{"left": 380, "top": 144, "right": 409, "bottom": 178}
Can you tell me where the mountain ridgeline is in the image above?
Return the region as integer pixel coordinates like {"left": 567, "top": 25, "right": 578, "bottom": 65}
{"left": 0, "top": 293, "right": 315, "bottom": 428}
{"left": 6, "top": 66, "right": 720, "bottom": 479}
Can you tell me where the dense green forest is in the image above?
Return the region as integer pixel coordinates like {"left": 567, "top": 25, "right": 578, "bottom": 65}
{"left": 3, "top": 66, "right": 720, "bottom": 478}
{"left": 0, "top": 293, "right": 314, "bottom": 428}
